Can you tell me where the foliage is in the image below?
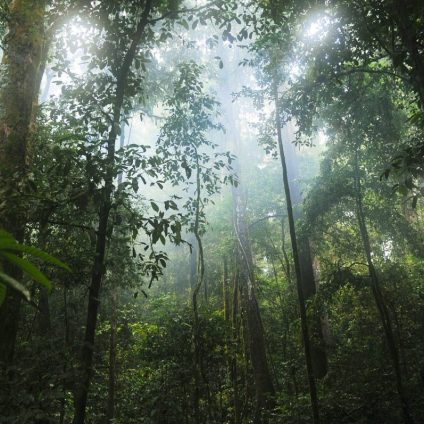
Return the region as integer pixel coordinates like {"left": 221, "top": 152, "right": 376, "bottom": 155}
{"left": 0, "top": 230, "right": 69, "bottom": 305}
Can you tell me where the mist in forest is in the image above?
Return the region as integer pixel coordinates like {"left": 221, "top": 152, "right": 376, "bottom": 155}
{"left": 0, "top": 1, "right": 423, "bottom": 424}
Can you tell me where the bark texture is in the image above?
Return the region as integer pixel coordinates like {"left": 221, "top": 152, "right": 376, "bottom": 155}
{"left": 0, "top": 0, "right": 46, "bottom": 366}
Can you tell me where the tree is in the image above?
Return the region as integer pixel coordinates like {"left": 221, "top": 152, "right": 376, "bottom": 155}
{"left": 299, "top": 67, "right": 418, "bottom": 422}
{"left": 0, "top": 0, "right": 47, "bottom": 366}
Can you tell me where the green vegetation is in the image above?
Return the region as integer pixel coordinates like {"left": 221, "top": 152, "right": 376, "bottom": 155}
{"left": 0, "top": 1, "right": 423, "bottom": 423}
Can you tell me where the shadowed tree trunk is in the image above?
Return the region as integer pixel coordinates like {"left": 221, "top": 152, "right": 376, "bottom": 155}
{"left": 353, "top": 146, "right": 415, "bottom": 424}
{"left": 192, "top": 157, "right": 206, "bottom": 424}
{"left": 231, "top": 270, "right": 242, "bottom": 424}
{"left": 273, "top": 85, "right": 320, "bottom": 424}
{"left": 281, "top": 123, "right": 328, "bottom": 379}
{"left": 190, "top": 234, "right": 198, "bottom": 291}
{"left": 0, "top": 0, "right": 47, "bottom": 367}
{"left": 233, "top": 186, "right": 275, "bottom": 421}
{"left": 106, "top": 289, "right": 117, "bottom": 423}
{"left": 223, "top": 257, "right": 230, "bottom": 321}
{"left": 223, "top": 259, "right": 242, "bottom": 424}
{"left": 297, "top": 235, "right": 328, "bottom": 378}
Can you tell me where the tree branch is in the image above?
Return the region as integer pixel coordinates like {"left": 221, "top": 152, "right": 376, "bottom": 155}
{"left": 147, "top": 1, "right": 218, "bottom": 24}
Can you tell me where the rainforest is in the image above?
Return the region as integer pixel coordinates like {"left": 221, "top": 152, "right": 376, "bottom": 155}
{"left": 0, "top": 1, "right": 423, "bottom": 423}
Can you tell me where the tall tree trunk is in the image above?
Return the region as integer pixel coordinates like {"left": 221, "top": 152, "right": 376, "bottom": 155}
{"left": 59, "top": 283, "right": 70, "bottom": 424}
{"left": 117, "top": 121, "right": 126, "bottom": 186}
{"left": 0, "top": 0, "right": 47, "bottom": 366}
{"left": 279, "top": 217, "right": 292, "bottom": 284}
{"left": 280, "top": 123, "right": 328, "bottom": 379}
{"left": 106, "top": 289, "right": 117, "bottom": 423}
{"left": 223, "top": 257, "right": 230, "bottom": 321}
{"left": 190, "top": 236, "right": 198, "bottom": 291}
{"left": 233, "top": 186, "right": 275, "bottom": 421}
{"left": 191, "top": 155, "right": 213, "bottom": 423}
{"left": 273, "top": 87, "right": 320, "bottom": 424}
{"left": 192, "top": 159, "right": 205, "bottom": 424}
{"left": 36, "top": 220, "right": 54, "bottom": 338}
{"left": 72, "top": 3, "right": 153, "bottom": 423}
{"left": 353, "top": 147, "right": 414, "bottom": 424}
{"left": 223, "top": 260, "right": 241, "bottom": 424}
{"left": 218, "top": 46, "right": 275, "bottom": 417}
{"left": 231, "top": 270, "right": 241, "bottom": 424}
{"left": 298, "top": 235, "right": 328, "bottom": 378}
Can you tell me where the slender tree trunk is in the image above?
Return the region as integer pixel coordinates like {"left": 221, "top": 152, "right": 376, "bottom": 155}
{"left": 280, "top": 123, "right": 328, "bottom": 379}
{"left": 106, "top": 289, "right": 117, "bottom": 423}
{"left": 191, "top": 157, "right": 212, "bottom": 424}
{"left": 36, "top": 221, "right": 54, "bottom": 338}
{"left": 72, "top": 3, "right": 152, "bottom": 423}
{"left": 204, "top": 273, "right": 208, "bottom": 303}
{"left": 231, "top": 270, "right": 241, "bottom": 424}
{"left": 117, "top": 121, "right": 126, "bottom": 186}
{"left": 190, "top": 235, "right": 198, "bottom": 291}
{"left": 191, "top": 169, "right": 201, "bottom": 423}
{"left": 223, "top": 261, "right": 241, "bottom": 424}
{"left": 279, "top": 218, "right": 292, "bottom": 283}
{"left": 223, "top": 257, "right": 230, "bottom": 321}
{"left": 273, "top": 87, "right": 320, "bottom": 424}
{"left": 59, "top": 284, "right": 70, "bottom": 424}
{"left": 353, "top": 147, "right": 414, "bottom": 424}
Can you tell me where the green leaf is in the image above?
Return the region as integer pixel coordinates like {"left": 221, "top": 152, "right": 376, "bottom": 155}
{"left": 2, "top": 252, "right": 53, "bottom": 291}
{"left": 0, "top": 241, "right": 70, "bottom": 272}
{"left": 0, "top": 272, "right": 30, "bottom": 301}
{"left": 132, "top": 178, "right": 139, "bottom": 193}
{"left": 151, "top": 202, "right": 160, "bottom": 213}
{"left": 168, "top": 200, "right": 178, "bottom": 210}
